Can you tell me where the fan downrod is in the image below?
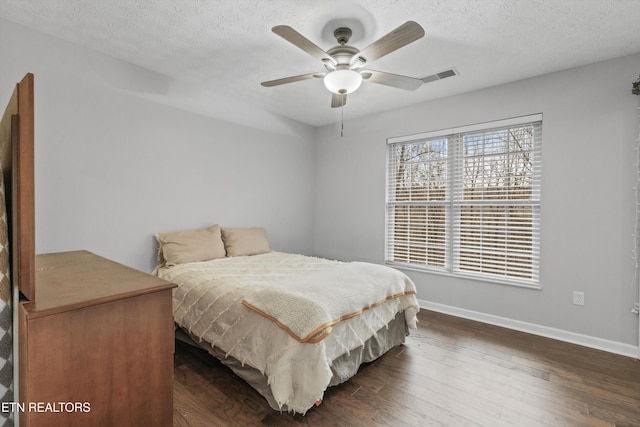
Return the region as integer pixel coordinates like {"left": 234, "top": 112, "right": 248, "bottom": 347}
{"left": 333, "top": 27, "right": 352, "bottom": 45}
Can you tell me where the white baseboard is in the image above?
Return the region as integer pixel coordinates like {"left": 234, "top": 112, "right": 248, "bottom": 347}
{"left": 418, "top": 299, "right": 639, "bottom": 359}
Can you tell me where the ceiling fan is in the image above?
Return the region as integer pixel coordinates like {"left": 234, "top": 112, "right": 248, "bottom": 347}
{"left": 261, "top": 21, "right": 426, "bottom": 108}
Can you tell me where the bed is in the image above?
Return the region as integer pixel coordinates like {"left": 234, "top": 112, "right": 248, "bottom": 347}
{"left": 153, "top": 225, "right": 420, "bottom": 414}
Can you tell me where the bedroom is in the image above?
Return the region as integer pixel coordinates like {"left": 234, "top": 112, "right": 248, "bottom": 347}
{"left": 0, "top": 0, "right": 639, "bottom": 426}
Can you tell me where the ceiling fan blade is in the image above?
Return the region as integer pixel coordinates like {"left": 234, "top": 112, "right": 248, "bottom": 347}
{"left": 351, "top": 21, "right": 425, "bottom": 67}
{"left": 331, "top": 93, "right": 347, "bottom": 108}
{"left": 272, "top": 25, "right": 336, "bottom": 65}
{"left": 364, "top": 70, "right": 423, "bottom": 91}
{"left": 261, "top": 72, "right": 324, "bottom": 87}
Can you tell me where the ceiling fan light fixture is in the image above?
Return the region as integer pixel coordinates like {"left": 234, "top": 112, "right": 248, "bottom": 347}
{"left": 323, "top": 69, "right": 362, "bottom": 94}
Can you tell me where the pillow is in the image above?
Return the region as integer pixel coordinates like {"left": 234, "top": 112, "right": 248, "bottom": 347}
{"left": 155, "top": 224, "right": 226, "bottom": 266}
{"left": 221, "top": 227, "right": 270, "bottom": 257}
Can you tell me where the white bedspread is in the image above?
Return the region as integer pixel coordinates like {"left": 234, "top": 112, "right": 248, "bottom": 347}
{"left": 243, "top": 262, "right": 417, "bottom": 343}
{"left": 156, "top": 252, "right": 420, "bottom": 414}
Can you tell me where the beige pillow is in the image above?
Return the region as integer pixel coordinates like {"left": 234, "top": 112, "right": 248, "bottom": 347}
{"left": 156, "top": 224, "right": 226, "bottom": 266}
{"left": 221, "top": 227, "right": 270, "bottom": 257}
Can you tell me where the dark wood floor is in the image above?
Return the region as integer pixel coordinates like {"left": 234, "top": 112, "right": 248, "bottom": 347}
{"left": 173, "top": 310, "right": 640, "bottom": 426}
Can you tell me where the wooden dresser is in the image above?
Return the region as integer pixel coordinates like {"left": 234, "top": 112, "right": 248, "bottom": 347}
{"left": 19, "top": 250, "right": 176, "bottom": 427}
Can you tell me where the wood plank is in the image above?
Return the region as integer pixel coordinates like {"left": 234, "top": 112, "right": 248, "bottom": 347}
{"left": 0, "top": 73, "right": 36, "bottom": 301}
{"left": 14, "top": 72, "right": 35, "bottom": 301}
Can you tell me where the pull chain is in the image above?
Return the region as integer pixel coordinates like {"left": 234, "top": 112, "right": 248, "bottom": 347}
{"left": 340, "top": 90, "right": 346, "bottom": 138}
{"left": 341, "top": 94, "right": 344, "bottom": 138}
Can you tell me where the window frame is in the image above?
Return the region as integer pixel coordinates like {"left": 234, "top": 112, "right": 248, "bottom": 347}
{"left": 385, "top": 114, "right": 542, "bottom": 288}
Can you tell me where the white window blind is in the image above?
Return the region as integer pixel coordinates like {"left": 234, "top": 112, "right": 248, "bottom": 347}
{"left": 386, "top": 114, "right": 542, "bottom": 286}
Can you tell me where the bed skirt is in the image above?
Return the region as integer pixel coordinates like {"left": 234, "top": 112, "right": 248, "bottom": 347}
{"left": 175, "top": 310, "right": 409, "bottom": 412}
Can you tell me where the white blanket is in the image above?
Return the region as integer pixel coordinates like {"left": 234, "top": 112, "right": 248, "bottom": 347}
{"left": 156, "top": 252, "right": 419, "bottom": 414}
{"left": 242, "top": 262, "right": 417, "bottom": 343}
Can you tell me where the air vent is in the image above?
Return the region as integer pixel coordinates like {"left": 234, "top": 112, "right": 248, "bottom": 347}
{"left": 421, "top": 68, "right": 458, "bottom": 83}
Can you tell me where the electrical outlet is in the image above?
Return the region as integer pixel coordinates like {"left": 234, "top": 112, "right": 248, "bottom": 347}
{"left": 573, "top": 291, "right": 584, "bottom": 306}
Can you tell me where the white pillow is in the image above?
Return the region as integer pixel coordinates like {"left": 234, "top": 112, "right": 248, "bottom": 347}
{"left": 156, "top": 224, "right": 226, "bottom": 266}
{"left": 221, "top": 227, "right": 270, "bottom": 257}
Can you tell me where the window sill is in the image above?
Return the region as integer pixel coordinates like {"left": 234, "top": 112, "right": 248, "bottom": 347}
{"left": 385, "top": 261, "right": 542, "bottom": 290}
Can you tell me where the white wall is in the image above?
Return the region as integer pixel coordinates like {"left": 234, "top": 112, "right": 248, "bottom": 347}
{"left": 0, "top": 19, "right": 317, "bottom": 272}
{"left": 314, "top": 53, "right": 640, "bottom": 351}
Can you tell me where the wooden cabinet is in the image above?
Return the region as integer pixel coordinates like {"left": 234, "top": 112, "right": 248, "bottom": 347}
{"left": 19, "top": 250, "right": 176, "bottom": 427}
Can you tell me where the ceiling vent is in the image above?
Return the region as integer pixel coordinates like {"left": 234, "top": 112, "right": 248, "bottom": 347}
{"left": 421, "top": 68, "right": 458, "bottom": 83}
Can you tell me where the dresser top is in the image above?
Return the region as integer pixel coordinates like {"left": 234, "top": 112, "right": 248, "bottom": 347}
{"left": 22, "top": 250, "right": 176, "bottom": 318}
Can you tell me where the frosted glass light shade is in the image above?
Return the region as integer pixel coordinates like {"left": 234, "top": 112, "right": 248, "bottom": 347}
{"left": 323, "top": 69, "right": 362, "bottom": 94}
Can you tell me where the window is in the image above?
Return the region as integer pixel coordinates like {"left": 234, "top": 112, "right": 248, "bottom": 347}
{"left": 385, "top": 114, "right": 542, "bottom": 286}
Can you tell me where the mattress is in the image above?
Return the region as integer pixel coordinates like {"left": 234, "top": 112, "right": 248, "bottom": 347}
{"left": 156, "top": 251, "right": 420, "bottom": 414}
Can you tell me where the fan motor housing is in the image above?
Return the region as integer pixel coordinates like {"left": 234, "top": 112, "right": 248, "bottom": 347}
{"left": 327, "top": 45, "right": 359, "bottom": 65}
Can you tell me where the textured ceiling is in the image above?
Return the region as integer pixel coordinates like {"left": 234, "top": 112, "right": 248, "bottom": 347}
{"left": 1, "top": 0, "right": 640, "bottom": 127}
